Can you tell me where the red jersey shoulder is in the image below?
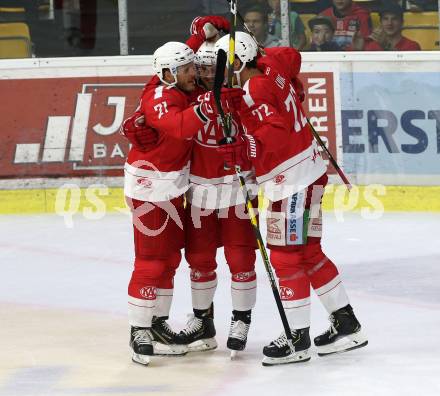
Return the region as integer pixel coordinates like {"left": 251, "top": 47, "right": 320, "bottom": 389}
{"left": 321, "top": 4, "right": 370, "bottom": 19}
{"left": 363, "top": 39, "right": 382, "bottom": 51}
{"left": 398, "top": 37, "right": 421, "bottom": 51}
{"left": 351, "top": 4, "right": 371, "bottom": 19}
{"left": 244, "top": 75, "right": 279, "bottom": 106}
{"left": 142, "top": 85, "right": 189, "bottom": 112}
{"left": 320, "top": 7, "right": 334, "bottom": 19}
{"left": 258, "top": 47, "right": 302, "bottom": 80}
{"left": 365, "top": 37, "right": 421, "bottom": 51}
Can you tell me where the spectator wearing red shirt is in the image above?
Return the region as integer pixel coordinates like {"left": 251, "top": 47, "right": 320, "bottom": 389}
{"left": 321, "top": 0, "right": 371, "bottom": 50}
{"left": 364, "top": 4, "right": 421, "bottom": 51}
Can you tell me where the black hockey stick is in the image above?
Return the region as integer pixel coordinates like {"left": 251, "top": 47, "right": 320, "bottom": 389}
{"left": 307, "top": 121, "right": 352, "bottom": 189}
{"left": 214, "top": 48, "right": 295, "bottom": 351}
{"left": 213, "top": 46, "right": 233, "bottom": 143}
{"left": 226, "top": 0, "right": 351, "bottom": 190}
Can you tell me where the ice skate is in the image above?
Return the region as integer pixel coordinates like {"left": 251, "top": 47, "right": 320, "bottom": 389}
{"left": 314, "top": 304, "right": 368, "bottom": 356}
{"left": 130, "top": 326, "right": 153, "bottom": 366}
{"left": 262, "top": 328, "right": 311, "bottom": 366}
{"left": 227, "top": 310, "right": 251, "bottom": 359}
{"left": 150, "top": 316, "right": 188, "bottom": 356}
{"left": 177, "top": 313, "right": 217, "bottom": 352}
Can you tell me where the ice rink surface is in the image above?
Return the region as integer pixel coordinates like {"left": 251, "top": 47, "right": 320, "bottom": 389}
{"left": 1, "top": 211, "right": 439, "bottom": 396}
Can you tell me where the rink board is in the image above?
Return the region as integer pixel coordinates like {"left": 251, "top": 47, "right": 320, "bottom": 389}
{"left": 1, "top": 185, "right": 439, "bottom": 215}
{"left": 1, "top": 52, "right": 440, "bottom": 213}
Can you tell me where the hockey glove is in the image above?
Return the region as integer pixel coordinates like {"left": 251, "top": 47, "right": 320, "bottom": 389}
{"left": 217, "top": 135, "right": 258, "bottom": 169}
{"left": 190, "top": 16, "right": 230, "bottom": 40}
{"left": 197, "top": 88, "right": 244, "bottom": 122}
{"left": 120, "top": 112, "right": 159, "bottom": 152}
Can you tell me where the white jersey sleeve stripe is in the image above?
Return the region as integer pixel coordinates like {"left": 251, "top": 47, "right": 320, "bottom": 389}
{"left": 242, "top": 80, "right": 255, "bottom": 108}
{"left": 153, "top": 85, "right": 164, "bottom": 99}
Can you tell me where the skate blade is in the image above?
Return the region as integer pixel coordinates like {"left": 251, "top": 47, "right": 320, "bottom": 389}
{"left": 230, "top": 350, "right": 238, "bottom": 360}
{"left": 262, "top": 349, "right": 311, "bottom": 366}
{"left": 132, "top": 353, "right": 151, "bottom": 366}
{"left": 153, "top": 342, "right": 188, "bottom": 356}
{"left": 187, "top": 337, "right": 217, "bottom": 352}
{"left": 317, "top": 331, "right": 368, "bottom": 356}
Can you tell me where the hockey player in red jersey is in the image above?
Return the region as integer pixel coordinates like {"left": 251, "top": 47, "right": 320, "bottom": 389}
{"left": 124, "top": 38, "right": 242, "bottom": 365}
{"left": 215, "top": 32, "right": 368, "bottom": 365}
{"left": 177, "top": 39, "right": 258, "bottom": 355}
{"left": 122, "top": 16, "right": 258, "bottom": 355}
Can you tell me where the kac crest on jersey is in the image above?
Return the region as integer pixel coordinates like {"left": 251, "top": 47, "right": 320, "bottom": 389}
{"left": 195, "top": 116, "right": 239, "bottom": 148}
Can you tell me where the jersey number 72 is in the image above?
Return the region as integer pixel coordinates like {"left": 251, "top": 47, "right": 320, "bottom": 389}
{"left": 284, "top": 84, "right": 307, "bottom": 133}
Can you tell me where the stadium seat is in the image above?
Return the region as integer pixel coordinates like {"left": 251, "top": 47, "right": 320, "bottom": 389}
{"left": 299, "top": 13, "right": 316, "bottom": 45}
{"left": 299, "top": 13, "right": 317, "bottom": 29}
{"left": 0, "top": 6, "right": 26, "bottom": 22}
{"left": 404, "top": 11, "right": 439, "bottom": 27}
{"left": 0, "top": 22, "right": 32, "bottom": 59}
{"left": 0, "top": 5, "right": 49, "bottom": 13}
{"left": 352, "top": 0, "right": 379, "bottom": 7}
{"left": 0, "top": 7, "right": 25, "bottom": 13}
{"left": 370, "top": 12, "right": 380, "bottom": 29}
{"left": 402, "top": 27, "right": 439, "bottom": 50}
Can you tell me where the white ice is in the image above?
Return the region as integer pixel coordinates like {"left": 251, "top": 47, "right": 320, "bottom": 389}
{"left": 0, "top": 210, "right": 439, "bottom": 396}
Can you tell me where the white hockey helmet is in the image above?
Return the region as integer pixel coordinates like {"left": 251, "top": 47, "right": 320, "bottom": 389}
{"left": 195, "top": 41, "right": 216, "bottom": 66}
{"left": 214, "top": 31, "right": 258, "bottom": 73}
{"left": 153, "top": 41, "right": 195, "bottom": 86}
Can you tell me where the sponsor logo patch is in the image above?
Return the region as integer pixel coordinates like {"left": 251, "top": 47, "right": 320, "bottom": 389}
{"left": 287, "top": 192, "right": 306, "bottom": 246}
{"left": 267, "top": 217, "right": 281, "bottom": 235}
{"left": 274, "top": 174, "right": 285, "bottom": 185}
{"left": 190, "top": 270, "right": 202, "bottom": 281}
{"left": 140, "top": 286, "right": 157, "bottom": 300}
{"left": 136, "top": 177, "right": 152, "bottom": 188}
{"left": 266, "top": 213, "right": 285, "bottom": 246}
{"left": 308, "top": 216, "right": 323, "bottom": 238}
{"left": 190, "top": 269, "right": 216, "bottom": 281}
{"left": 232, "top": 271, "right": 256, "bottom": 282}
{"left": 280, "top": 286, "right": 294, "bottom": 300}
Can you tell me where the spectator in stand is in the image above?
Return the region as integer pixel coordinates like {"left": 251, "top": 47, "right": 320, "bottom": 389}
{"left": 267, "top": 0, "right": 306, "bottom": 49}
{"left": 362, "top": 4, "right": 421, "bottom": 50}
{"left": 320, "top": 0, "right": 372, "bottom": 50}
{"left": 243, "top": 4, "right": 282, "bottom": 47}
{"left": 307, "top": 16, "right": 342, "bottom": 51}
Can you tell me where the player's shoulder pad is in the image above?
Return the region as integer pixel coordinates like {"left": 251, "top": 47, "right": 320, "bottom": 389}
{"left": 242, "top": 75, "right": 275, "bottom": 109}
{"left": 144, "top": 84, "right": 179, "bottom": 102}
{"left": 258, "top": 47, "right": 301, "bottom": 80}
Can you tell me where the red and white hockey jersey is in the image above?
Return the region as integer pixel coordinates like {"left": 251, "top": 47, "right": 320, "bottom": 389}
{"left": 124, "top": 83, "right": 205, "bottom": 202}
{"left": 188, "top": 93, "right": 256, "bottom": 209}
{"left": 239, "top": 48, "right": 327, "bottom": 202}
